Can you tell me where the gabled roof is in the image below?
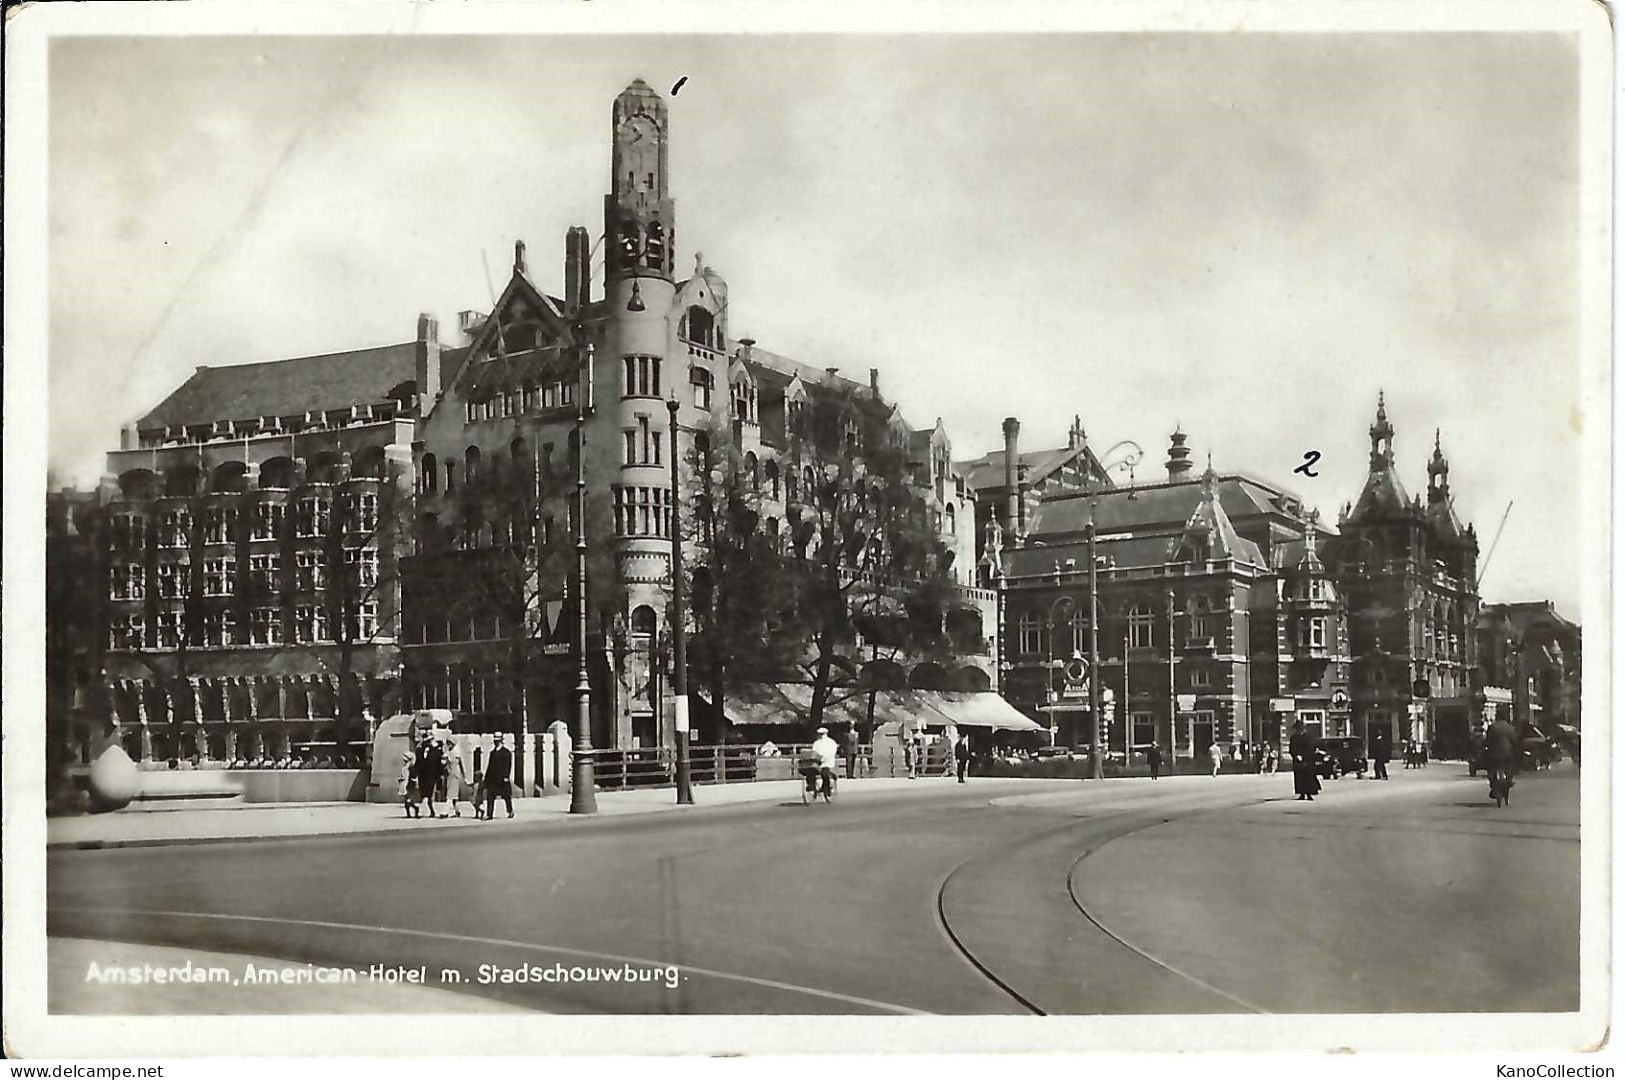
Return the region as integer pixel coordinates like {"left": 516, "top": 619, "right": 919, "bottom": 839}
{"left": 137, "top": 342, "right": 467, "bottom": 432}
{"left": 1029, "top": 472, "right": 1305, "bottom": 539}
{"left": 1169, "top": 478, "right": 1264, "bottom": 566}
{"left": 957, "top": 445, "right": 1099, "bottom": 493}
{"left": 1348, "top": 463, "right": 1413, "bottom": 522}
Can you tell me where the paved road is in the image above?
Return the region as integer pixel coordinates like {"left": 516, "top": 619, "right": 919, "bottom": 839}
{"left": 48, "top": 765, "right": 1580, "bottom": 1015}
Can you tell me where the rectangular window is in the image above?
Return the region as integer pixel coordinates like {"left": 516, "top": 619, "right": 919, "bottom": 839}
{"left": 560, "top": 380, "right": 575, "bottom": 406}
{"left": 347, "top": 602, "right": 378, "bottom": 641}
{"left": 204, "top": 508, "right": 237, "bottom": 544}
{"left": 353, "top": 492, "right": 379, "bottom": 533}
{"left": 466, "top": 401, "right": 477, "bottom": 423}
{"left": 1129, "top": 609, "right": 1154, "bottom": 650}
{"left": 346, "top": 547, "right": 378, "bottom": 588}
{"left": 112, "top": 513, "right": 146, "bottom": 550}
{"left": 1131, "top": 711, "right": 1157, "bottom": 750}
{"left": 156, "top": 610, "right": 182, "bottom": 648}
{"left": 250, "top": 607, "right": 281, "bottom": 646}
{"left": 250, "top": 553, "right": 280, "bottom": 593}
{"left": 295, "top": 550, "right": 323, "bottom": 591}
{"left": 110, "top": 563, "right": 146, "bottom": 600}
{"left": 1018, "top": 616, "right": 1042, "bottom": 656}
{"left": 111, "top": 613, "right": 145, "bottom": 650}
{"left": 296, "top": 497, "right": 330, "bottom": 537}
{"left": 202, "top": 609, "right": 234, "bottom": 648}
{"left": 156, "top": 562, "right": 190, "bottom": 599}
{"left": 623, "top": 429, "right": 638, "bottom": 466}
{"left": 623, "top": 355, "right": 662, "bottom": 397}
{"left": 294, "top": 605, "right": 320, "bottom": 643}
{"left": 160, "top": 510, "right": 190, "bottom": 548}
{"left": 1191, "top": 667, "right": 1211, "bottom": 688}
{"left": 1308, "top": 578, "right": 1327, "bottom": 601}
{"left": 691, "top": 367, "right": 713, "bottom": 410}
{"left": 254, "top": 502, "right": 284, "bottom": 540}
{"left": 1310, "top": 618, "right": 1326, "bottom": 649}
{"left": 542, "top": 384, "right": 557, "bottom": 409}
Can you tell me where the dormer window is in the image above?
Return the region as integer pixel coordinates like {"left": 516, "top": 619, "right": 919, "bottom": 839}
{"left": 731, "top": 379, "right": 756, "bottom": 424}
{"left": 1308, "top": 578, "right": 1327, "bottom": 601}
{"left": 684, "top": 307, "right": 718, "bottom": 350}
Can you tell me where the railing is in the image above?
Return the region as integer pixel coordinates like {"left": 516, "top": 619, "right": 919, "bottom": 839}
{"left": 585, "top": 741, "right": 941, "bottom": 790}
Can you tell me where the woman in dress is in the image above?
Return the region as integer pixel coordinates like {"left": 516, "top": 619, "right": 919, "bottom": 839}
{"left": 442, "top": 736, "right": 469, "bottom": 818}
{"left": 399, "top": 750, "right": 420, "bottom": 818}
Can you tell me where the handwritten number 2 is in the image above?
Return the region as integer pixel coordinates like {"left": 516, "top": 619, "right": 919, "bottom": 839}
{"left": 1294, "top": 450, "right": 1321, "bottom": 478}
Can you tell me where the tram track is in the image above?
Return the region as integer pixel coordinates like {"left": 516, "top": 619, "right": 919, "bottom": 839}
{"left": 932, "top": 792, "right": 1282, "bottom": 1015}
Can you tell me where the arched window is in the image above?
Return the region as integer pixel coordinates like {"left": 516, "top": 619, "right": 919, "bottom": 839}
{"left": 259, "top": 457, "right": 294, "bottom": 490}
{"left": 685, "top": 306, "right": 717, "bottom": 349}
{"left": 803, "top": 466, "right": 815, "bottom": 500}
{"left": 630, "top": 604, "right": 657, "bottom": 638}
{"left": 944, "top": 502, "right": 956, "bottom": 534}
{"left": 1189, "top": 596, "right": 1210, "bottom": 639}
{"left": 211, "top": 461, "right": 249, "bottom": 493}
{"left": 1069, "top": 611, "right": 1090, "bottom": 656}
{"left": 1018, "top": 612, "right": 1042, "bottom": 656}
{"left": 1128, "top": 604, "right": 1154, "bottom": 649}
{"left": 765, "top": 460, "right": 780, "bottom": 500}
{"left": 745, "top": 452, "right": 759, "bottom": 491}
{"left": 465, "top": 446, "right": 482, "bottom": 484}
{"left": 445, "top": 461, "right": 458, "bottom": 493}
{"left": 421, "top": 453, "right": 438, "bottom": 493}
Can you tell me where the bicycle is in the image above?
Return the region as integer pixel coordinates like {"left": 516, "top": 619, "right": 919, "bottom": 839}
{"left": 799, "top": 764, "right": 836, "bottom": 805}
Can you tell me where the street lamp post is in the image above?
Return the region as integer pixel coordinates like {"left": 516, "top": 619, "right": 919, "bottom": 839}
{"left": 666, "top": 397, "right": 694, "bottom": 804}
{"left": 569, "top": 339, "right": 598, "bottom": 815}
{"left": 1087, "top": 506, "right": 1103, "bottom": 781}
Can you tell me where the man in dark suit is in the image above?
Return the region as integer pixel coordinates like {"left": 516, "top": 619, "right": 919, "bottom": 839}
{"left": 415, "top": 735, "right": 443, "bottom": 819}
{"left": 1371, "top": 729, "right": 1392, "bottom": 780}
{"left": 484, "top": 733, "right": 514, "bottom": 820}
{"left": 1146, "top": 742, "right": 1164, "bottom": 780}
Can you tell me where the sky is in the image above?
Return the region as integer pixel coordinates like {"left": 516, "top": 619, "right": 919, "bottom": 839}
{"left": 46, "top": 32, "right": 1584, "bottom": 614}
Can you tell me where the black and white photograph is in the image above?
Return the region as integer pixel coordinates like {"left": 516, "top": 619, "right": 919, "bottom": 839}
{"left": 4, "top": 0, "right": 1610, "bottom": 1063}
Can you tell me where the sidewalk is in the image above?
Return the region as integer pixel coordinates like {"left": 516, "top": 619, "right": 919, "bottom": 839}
{"left": 47, "top": 775, "right": 964, "bottom": 850}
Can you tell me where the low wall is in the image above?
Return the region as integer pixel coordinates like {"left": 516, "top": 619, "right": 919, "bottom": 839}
{"left": 237, "top": 769, "right": 368, "bottom": 803}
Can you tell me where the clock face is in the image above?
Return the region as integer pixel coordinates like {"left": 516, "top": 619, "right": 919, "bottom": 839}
{"left": 621, "top": 115, "right": 656, "bottom": 147}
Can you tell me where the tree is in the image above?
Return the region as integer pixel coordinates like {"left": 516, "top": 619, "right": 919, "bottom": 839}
{"left": 409, "top": 430, "right": 623, "bottom": 739}
{"left": 691, "top": 383, "right": 959, "bottom": 734}
{"left": 685, "top": 415, "right": 805, "bottom": 736}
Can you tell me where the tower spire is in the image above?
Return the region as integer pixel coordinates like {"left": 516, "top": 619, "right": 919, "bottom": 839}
{"left": 1369, "top": 391, "right": 1395, "bottom": 470}
{"left": 1428, "top": 427, "right": 1451, "bottom": 502}
{"left": 605, "top": 78, "right": 675, "bottom": 285}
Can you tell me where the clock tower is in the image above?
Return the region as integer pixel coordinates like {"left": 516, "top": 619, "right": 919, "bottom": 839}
{"left": 605, "top": 78, "right": 675, "bottom": 283}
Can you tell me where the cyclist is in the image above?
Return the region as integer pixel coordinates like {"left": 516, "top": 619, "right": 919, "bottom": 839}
{"left": 1482, "top": 715, "right": 1519, "bottom": 802}
{"left": 810, "top": 725, "right": 840, "bottom": 800}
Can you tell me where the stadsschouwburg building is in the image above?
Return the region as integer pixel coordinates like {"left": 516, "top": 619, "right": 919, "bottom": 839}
{"left": 985, "top": 396, "right": 1489, "bottom": 760}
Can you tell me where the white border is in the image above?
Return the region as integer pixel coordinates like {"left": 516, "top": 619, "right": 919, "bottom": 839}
{"left": 3, "top": 0, "right": 1612, "bottom": 1060}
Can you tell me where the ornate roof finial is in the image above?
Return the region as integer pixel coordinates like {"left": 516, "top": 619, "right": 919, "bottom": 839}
{"left": 695, "top": 251, "right": 705, "bottom": 277}
{"left": 514, "top": 239, "right": 528, "bottom": 276}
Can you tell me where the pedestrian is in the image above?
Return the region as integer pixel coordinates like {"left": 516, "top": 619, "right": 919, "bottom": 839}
{"left": 1146, "top": 741, "right": 1164, "bottom": 780}
{"left": 1265, "top": 744, "right": 1279, "bottom": 774}
{"left": 398, "top": 750, "right": 419, "bottom": 818}
{"left": 904, "top": 724, "right": 918, "bottom": 780}
{"left": 955, "top": 730, "right": 971, "bottom": 783}
{"left": 442, "top": 736, "right": 469, "bottom": 817}
{"left": 484, "top": 733, "right": 515, "bottom": 820}
{"left": 416, "top": 735, "right": 444, "bottom": 818}
{"left": 1208, "top": 740, "right": 1225, "bottom": 777}
{"left": 1371, "top": 729, "right": 1391, "bottom": 781}
{"left": 1289, "top": 719, "right": 1320, "bottom": 801}
{"left": 846, "top": 724, "right": 862, "bottom": 780}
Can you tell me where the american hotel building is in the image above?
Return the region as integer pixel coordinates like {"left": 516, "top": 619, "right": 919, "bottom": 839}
{"left": 92, "top": 79, "right": 992, "bottom": 766}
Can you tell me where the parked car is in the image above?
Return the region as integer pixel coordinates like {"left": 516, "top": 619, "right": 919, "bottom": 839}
{"left": 1314, "top": 736, "right": 1367, "bottom": 779}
